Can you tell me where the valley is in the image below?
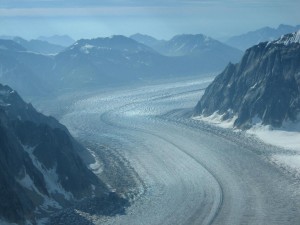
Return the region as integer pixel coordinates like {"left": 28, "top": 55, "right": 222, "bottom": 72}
{"left": 36, "top": 76, "right": 300, "bottom": 225}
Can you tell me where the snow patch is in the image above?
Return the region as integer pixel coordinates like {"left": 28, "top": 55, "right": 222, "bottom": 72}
{"left": 17, "top": 171, "right": 37, "bottom": 192}
{"left": 272, "top": 30, "right": 300, "bottom": 45}
{"left": 247, "top": 123, "right": 300, "bottom": 152}
{"left": 193, "top": 111, "right": 237, "bottom": 129}
{"left": 88, "top": 148, "right": 103, "bottom": 175}
{"left": 23, "top": 146, "right": 74, "bottom": 200}
{"left": 271, "top": 154, "right": 300, "bottom": 174}
{"left": 80, "top": 44, "right": 94, "bottom": 54}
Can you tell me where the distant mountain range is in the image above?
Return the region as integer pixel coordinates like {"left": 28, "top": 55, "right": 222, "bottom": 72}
{"left": 0, "top": 36, "right": 65, "bottom": 54}
{"left": 13, "top": 37, "right": 65, "bottom": 54}
{"left": 0, "top": 39, "right": 54, "bottom": 97}
{"left": 0, "top": 34, "right": 243, "bottom": 97}
{"left": 0, "top": 83, "right": 109, "bottom": 224}
{"left": 130, "top": 33, "right": 163, "bottom": 48}
{"left": 195, "top": 30, "right": 300, "bottom": 129}
{"left": 226, "top": 24, "right": 300, "bottom": 50}
{"left": 131, "top": 33, "right": 242, "bottom": 58}
{"left": 38, "top": 35, "right": 75, "bottom": 47}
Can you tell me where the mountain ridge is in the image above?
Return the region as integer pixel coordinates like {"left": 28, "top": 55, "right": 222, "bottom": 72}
{"left": 195, "top": 31, "right": 300, "bottom": 129}
{"left": 226, "top": 24, "right": 300, "bottom": 50}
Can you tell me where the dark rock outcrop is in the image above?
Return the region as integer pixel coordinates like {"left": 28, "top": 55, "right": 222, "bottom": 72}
{"left": 195, "top": 31, "right": 300, "bottom": 129}
{"left": 0, "top": 84, "right": 108, "bottom": 224}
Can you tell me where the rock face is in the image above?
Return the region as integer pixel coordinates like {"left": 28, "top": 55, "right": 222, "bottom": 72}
{"left": 195, "top": 31, "right": 300, "bottom": 129}
{"left": 0, "top": 83, "right": 108, "bottom": 224}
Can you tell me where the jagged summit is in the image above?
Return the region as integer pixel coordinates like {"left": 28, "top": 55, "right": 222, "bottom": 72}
{"left": 273, "top": 30, "right": 300, "bottom": 45}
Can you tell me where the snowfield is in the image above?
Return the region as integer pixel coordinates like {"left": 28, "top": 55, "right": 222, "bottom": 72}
{"left": 36, "top": 76, "right": 300, "bottom": 225}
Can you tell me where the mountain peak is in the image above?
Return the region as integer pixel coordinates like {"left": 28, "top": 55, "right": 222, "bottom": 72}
{"left": 272, "top": 30, "right": 300, "bottom": 45}
{"left": 68, "top": 35, "right": 154, "bottom": 55}
{"left": 171, "top": 33, "right": 211, "bottom": 42}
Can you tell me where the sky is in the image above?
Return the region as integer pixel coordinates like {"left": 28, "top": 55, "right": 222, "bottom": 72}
{"left": 0, "top": 0, "right": 300, "bottom": 40}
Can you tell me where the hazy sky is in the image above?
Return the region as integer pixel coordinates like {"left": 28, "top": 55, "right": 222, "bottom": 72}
{"left": 0, "top": 0, "right": 299, "bottom": 40}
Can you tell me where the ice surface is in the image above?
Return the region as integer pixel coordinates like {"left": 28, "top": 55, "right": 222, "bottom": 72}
{"left": 35, "top": 75, "right": 300, "bottom": 224}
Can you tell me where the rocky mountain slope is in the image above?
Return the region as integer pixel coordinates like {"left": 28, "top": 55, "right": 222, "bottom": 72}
{"left": 195, "top": 30, "right": 300, "bottom": 129}
{"left": 0, "top": 83, "right": 109, "bottom": 224}
{"left": 226, "top": 24, "right": 300, "bottom": 50}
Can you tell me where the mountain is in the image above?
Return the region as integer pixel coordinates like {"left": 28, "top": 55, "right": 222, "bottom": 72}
{"left": 226, "top": 24, "right": 300, "bottom": 50}
{"left": 131, "top": 33, "right": 243, "bottom": 60}
{"left": 130, "top": 33, "right": 165, "bottom": 49}
{"left": 38, "top": 35, "right": 75, "bottom": 47}
{"left": 195, "top": 30, "right": 300, "bottom": 129}
{"left": 155, "top": 34, "right": 242, "bottom": 58}
{"left": 13, "top": 37, "right": 65, "bottom": 54}
{"left": 0, "top": 36, "right": 65, "bottom": 54}
{"left": 0, "top": 83, "right": 109, "bottom": 224}
{"left": 0, "top": 39, "right": 54, "bottom": 97}
{"left": 1, "top": 35, "right": 242, "bottom": 96}
{"left": 53, "top": 35, "right": 173, "bottom": 89}
{"left": 131, "top": 33, "right": 243, "bottom": 71}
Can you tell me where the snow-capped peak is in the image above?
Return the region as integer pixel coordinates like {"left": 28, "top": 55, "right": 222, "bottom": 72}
{"left": 273, "top": 30, "right": 300, "bottom": 45}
